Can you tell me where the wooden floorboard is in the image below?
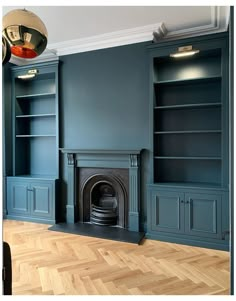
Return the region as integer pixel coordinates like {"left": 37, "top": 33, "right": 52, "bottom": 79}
{"left": 3, "top": 220, "right": 230, "bottom": 295}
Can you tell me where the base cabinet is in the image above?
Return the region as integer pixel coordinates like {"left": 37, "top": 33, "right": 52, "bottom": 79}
{"left": 184, "top": 193, "right": 221, "bottom": 239}
{"left": 7, "top": 179, "right": 30, "bottom": 217}
{"left": 151, "top": 191, "right": 185, "bottom": 234}
{"left": 147, "top": 185, "right": 229, "bottom": 250}
{"left": 7, "top": 177, "right": 57, "bottom": 224}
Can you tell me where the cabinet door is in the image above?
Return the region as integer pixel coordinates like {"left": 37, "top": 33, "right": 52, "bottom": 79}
{"left": 30, "top": 181, "right": 54, "bottom": 219}
{"left": 184, "top": 193, "right": 222, "bottom": 239}
{"left": 7, "top": 180, "right": 30, "bottom": 216}
{"left": 150, "top": 190, "right": 185, "bottom": 233}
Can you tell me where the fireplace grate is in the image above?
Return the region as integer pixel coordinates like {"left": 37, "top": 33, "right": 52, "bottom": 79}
{"left": 90, "top": 204, "right": 117, "bottom": 226}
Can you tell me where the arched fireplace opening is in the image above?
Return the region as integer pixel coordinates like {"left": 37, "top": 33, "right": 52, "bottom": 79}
{"left": 90, "top": 182, "right": 118, "bottom": 226}
{"left": 80, "top": 170, "right": 128, "bottom": 229}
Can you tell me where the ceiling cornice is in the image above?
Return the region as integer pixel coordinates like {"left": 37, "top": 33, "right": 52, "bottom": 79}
{"left": 9, "top": 6, "right": 229, "bottom": 66}
{"left": 50, "top": 6, "right": 229, "bottom": 57}
{"left": 165, "top": 6, "right": 230, "bottom": 40}
{"left": 50, "top": 22, "right": 165, "bottom": 56}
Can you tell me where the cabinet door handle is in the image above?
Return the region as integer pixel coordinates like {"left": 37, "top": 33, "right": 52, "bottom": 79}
{"left": 222, "top": 230, "right": 230, "bottom": 240}
{"left": 180, "top": 200, "right": 184, "bottom": 203}
{"left": 186, "top": 200, "right": 190, "bottom": 204}
{"left": 27, "top": 188, "right": 33, "bottom": 192}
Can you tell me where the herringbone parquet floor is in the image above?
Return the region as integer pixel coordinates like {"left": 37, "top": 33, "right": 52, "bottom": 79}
{"left": 3, "top": 220, "right": 230, "bottom": 295}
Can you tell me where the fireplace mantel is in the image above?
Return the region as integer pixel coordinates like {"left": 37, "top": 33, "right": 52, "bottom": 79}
{"left": 60, "top": 149, "right": 142, "bottom": 168}
{"left": 60, "top": 149, "right": 141, "bottom": 155}
{"left": 60, "top": 149, "right": 143, "bottom": 232}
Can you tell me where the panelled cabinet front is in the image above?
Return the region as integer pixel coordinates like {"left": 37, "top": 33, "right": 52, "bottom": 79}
{"left": 147, "top": 186, "right": 228, "bottom": 250}
{"left": 7, "top": 178, "right": 56, "bottom": 223}
{"left": 7, "top": 179, "right": 30, "bottom": 216}
{"left": 30, "top": 181, "right": 54, "bottom": 219}
{"left": 184, "top": 193, "right": 221, "bottom": 239}
{"left": 150, "top": 190, "right": 184, "bottom": 234}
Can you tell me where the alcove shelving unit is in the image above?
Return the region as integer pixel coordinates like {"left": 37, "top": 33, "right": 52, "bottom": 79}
{"left": 6, "top": 61, "right": 59, "bottom": 224}
{"left": 153, "top": 66, "right": 222, "bottom": 187}
{"left": 147, "top": 33, "right": 229, "bottom": 250}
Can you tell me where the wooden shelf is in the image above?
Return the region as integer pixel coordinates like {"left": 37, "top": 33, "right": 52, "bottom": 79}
{"left": 13, "top": 174, "right": 58, "bottom": 180}
{"left": 16, "top": 114, "right": 56, "bottom": 118}
{"left": 16, "top": 135, "right": 56, "bottom": 138}
{"left": 151, "top": 182, "right": 223, "bottom": 189}
{"left": 154, "top": 102, "right": 221, "bottom": 110}
{"left": 154, "top": 130, "right": 222, "bottom": 134}
{"left": 154, "top": 156, "right": 221, "bottom": 160}
{"left": 16, "top": 92, "right": 56, "bottom": 99}
{"left": 155, "top": 75, "right": 221, "bottom": 85}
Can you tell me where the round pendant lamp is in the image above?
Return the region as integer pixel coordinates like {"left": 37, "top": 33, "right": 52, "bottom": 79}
{"left": 2, "top": 9, "right": 48, "bottom": 59}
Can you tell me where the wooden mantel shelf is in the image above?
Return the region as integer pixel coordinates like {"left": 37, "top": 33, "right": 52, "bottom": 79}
{"left": 59, "top": 149, "right": 142, "bottom": 155}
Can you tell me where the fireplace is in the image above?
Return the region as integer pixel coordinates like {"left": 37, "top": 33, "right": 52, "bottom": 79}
{"left": 78, "top": 167, "right": 129, "bottom": 228}
{"left": 59, "top": 149, "right": 142, "bottom": 232}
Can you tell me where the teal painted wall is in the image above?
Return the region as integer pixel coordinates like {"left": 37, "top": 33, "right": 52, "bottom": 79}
{"left": 3, "top": 42, "right": 152, "bottom": 228}
{"left": 59, "top": 42, "right": 151, "bottom": 228}
{"left": 60, "top": 42, "right": 150, "bottom": 149}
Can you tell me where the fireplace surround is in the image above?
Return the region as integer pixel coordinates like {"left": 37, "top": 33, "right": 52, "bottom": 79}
{"left": 60, "top": 149, "right": 142, "bottom": 232}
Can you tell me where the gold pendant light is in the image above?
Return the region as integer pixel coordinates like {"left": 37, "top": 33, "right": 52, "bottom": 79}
{"left": 2, "top": 9, "right": 48, "bottom": 60}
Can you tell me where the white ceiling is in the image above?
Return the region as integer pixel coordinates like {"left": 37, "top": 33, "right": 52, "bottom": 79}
{"left": 2, "top": 6, "right": 230, "bottom": 64}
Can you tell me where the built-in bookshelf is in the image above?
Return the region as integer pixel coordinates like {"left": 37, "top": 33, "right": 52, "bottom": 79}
{"left": 147, "top": 34, "right": 229, "bottom": 250}
{"left": 6, "top": 61, "right": 59, "bottom": 224}
{"left": 12, "top": 63, "right": 59, "bottom": 177}
{"left": 152, "top": 49, "right": 223, "bottom": 187}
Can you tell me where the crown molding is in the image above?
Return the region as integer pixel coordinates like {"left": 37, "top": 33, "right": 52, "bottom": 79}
{"left": 48, "top": 6, "right": 229, "bottom": 57}
{"left": 49, "top": 22, "right": 164, "bottom": 57}
{"left": 165, "top": 6, "right": 230, "bottom": 40}
{"left": 9, "top": 6, "right": 229, "bottom": 65}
